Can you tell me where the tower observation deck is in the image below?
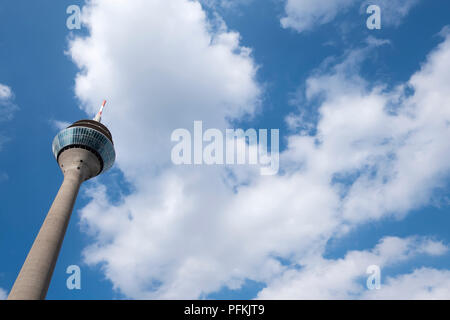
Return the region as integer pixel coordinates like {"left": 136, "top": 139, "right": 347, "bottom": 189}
{"left": 52, "top": 119, "right": 115, "bottom": 176}
{"left": 8, "top": 101, "right": 115, "bottom": 300}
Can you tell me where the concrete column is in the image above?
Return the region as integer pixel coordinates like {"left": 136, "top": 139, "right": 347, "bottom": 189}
{"left": 8, "top": 148, "right": 100, "bottom": 300}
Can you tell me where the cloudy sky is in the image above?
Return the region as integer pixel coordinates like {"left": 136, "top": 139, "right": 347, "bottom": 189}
{"left": 0, "top": 0, "right": 449, "bottom": 299}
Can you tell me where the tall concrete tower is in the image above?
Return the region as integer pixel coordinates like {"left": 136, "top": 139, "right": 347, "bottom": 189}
{"left": 8, "top": 101, "right": 115, "bottom": 300}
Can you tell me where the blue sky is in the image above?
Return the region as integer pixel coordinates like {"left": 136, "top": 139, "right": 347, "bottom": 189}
{"left": 0, "top": 0, "right": 450, "bottom": 300}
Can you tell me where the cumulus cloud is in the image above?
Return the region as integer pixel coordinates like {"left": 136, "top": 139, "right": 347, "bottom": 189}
{"left": 257, "top": 237, "right": 449, "bottom": 299}
{"left": 70, "top": 0, "right": 450, "bottom": 299}
{"left": 70, "top": 0, "right": 261, "bottom": 298}
{"left": 363, "top": 268, "right": 450, "bottom": 299}
{"left": 70, "top": 0, "right": 260, "bottom": 180}
{"left": 281, "top": 0, "right": 420, "bottom": 32}
{"left": 284, "top": 30, "right": 450, "bottom": 225}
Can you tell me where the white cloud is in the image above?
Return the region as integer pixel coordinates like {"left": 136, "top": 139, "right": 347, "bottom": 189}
{"left": 0, "top": 83, "right": 16, "bottom": 122}
{"left": 70, "top": 0, "right": 260, "bottom": 180}
{"left": 283, "top": 30, "right": 450, "bottom": 224}
{"left": 70, "top": 0, "right": 450, "bottom": 299}
{"left": 0, "top": 84, "right": 12, "bottom": 100}
{"left": 0, "top": 288, "right": 7, "bottom": 300}
{"left": 363, "top": 268, "right": 450, "bottom": 300}
{"left": 0, "top": 83, "right": 17, "bottom": 151}
{"left": 70, "top": 0, "right": 261, "bottom": 298}
{"left": 50, "top": 120, "right": 71, "bottom": 131}
{"left": 281, "top": 0, "right": 420, "bottom": 32}
{"left": 200, "top": 0, "right": 253, "bottom": 10}
{"left": 257, "top": 236, "right": 449, "bottom": 299}
{"left": 281, "top": 0, "right": 355, "bottom": 32}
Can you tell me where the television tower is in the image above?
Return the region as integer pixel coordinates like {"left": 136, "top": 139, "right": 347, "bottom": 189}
{"left": 8, "top": 101, "right": 115, "bottom": 300}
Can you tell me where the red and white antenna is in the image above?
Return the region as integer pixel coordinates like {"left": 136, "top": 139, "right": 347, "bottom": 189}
{"left": 94, "top": 100, "right": 107, "bottom": 122}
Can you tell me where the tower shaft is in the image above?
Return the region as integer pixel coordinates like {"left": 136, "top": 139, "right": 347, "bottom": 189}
{"left": 8, "top": 148, "right": 100, "bottom": 300}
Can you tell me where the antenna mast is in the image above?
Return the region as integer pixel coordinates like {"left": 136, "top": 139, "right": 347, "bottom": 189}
{"left": 94, "top": 100, "right": 107, "bottom": 122}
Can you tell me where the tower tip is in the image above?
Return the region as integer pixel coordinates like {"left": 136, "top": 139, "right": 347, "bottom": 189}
{"left": 94, "top": 100, "right": 107, "bottom": 122}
